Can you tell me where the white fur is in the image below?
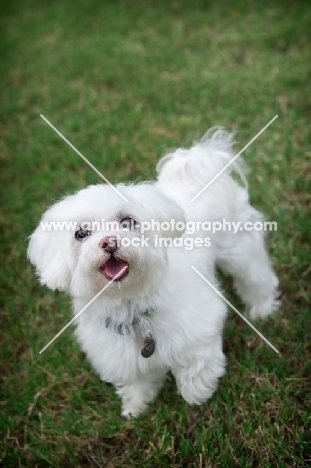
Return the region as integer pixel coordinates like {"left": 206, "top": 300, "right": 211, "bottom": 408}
{"left": 28, "top": 128, "right": 279, "bottom": 417}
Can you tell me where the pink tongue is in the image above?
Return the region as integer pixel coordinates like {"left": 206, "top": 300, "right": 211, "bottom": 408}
{"left": 104, "top": 257, "right": 128, "bottom": 279}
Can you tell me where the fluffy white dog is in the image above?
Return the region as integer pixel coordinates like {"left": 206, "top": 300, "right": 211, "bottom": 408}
{"left": 28, "top": 129, "right": 279, "bottom": 417}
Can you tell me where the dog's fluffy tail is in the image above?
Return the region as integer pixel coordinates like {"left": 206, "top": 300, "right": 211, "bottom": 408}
{"left": 156, "top": 128, "right": 247, "bottom": 194}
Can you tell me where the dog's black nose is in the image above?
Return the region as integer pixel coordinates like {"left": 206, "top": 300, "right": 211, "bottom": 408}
{"left": 100, "top": 236, "right": 118, "bottom": 252}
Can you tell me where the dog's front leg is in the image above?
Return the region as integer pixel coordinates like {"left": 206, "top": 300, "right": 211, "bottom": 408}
{"left": 171, "top": 335, "right": 226, "bottom": 405}
{"left": 115, "top": 368, "right": 168, "bottom": 418}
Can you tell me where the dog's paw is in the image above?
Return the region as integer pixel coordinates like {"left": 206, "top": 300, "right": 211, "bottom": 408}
{"left": 248, "top": 297, "right": 281, "bottom": 320}
{"left": 117, "top": 384, "right": 152, "bottom": 419}
{"left": 121, "top": 403, "right": 148, "bottom": 419}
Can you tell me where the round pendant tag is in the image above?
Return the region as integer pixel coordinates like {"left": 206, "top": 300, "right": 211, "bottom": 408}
{"left": 141, "top": 336, "right": 155, "bottom": 358}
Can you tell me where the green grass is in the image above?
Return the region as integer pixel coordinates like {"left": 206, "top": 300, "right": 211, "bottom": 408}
{"left": 1, "top": 0, "right": 310, "bottom": 466}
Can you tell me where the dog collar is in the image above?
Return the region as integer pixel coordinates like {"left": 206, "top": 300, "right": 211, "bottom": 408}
{"left": 105, "top": 309, "right": 155, "bottom": 358}
{"left": 104, "top": 309, "right": 152, "bottom": 336}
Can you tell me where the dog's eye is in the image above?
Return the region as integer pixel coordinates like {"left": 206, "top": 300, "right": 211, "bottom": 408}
{"left": 75, "top": 229, "right": 91, "bottom": 241}
{"left": 120, "top": 217, "right": 136, "bottom": 230}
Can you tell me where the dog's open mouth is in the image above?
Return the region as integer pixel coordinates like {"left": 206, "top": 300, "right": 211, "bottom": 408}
{"left": 98, "top": 256, "right": 128, "bottom": 281}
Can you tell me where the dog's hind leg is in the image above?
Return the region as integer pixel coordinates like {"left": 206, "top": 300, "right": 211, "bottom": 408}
{"left": 215, "top": 206, "right": 280, "bottom": 320}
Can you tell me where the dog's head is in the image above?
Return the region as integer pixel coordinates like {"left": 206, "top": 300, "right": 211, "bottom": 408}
{"left": 28, "top": 183, "right": 185, "bottom": 300}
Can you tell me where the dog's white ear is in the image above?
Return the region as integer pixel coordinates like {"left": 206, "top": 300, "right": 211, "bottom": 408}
{"left": 125, "top": 184, "right": 186, "bottom": 239}
{"left": 28, "top": 205, "right": 74, "bottom": 291}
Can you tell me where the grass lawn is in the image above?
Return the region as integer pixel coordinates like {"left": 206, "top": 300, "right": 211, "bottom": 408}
{"left": 1, "top": 0, "right": 310, "bottom": 466}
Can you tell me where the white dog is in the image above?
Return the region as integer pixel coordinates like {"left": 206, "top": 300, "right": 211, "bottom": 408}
{"left": 28, "top": 128, "right": 279, "bottom": 417}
